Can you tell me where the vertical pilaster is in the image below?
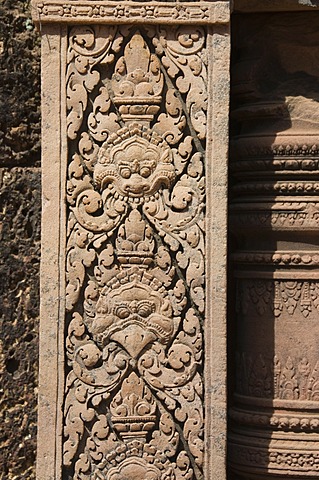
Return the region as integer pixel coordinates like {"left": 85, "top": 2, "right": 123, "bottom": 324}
{"left": 32, "top": 3, "right": 230, "bottom": 480}
{"left": 37, "top": 24, "right": 65, "bottom": 480}
{"left": 206, "top": 24, "right": 230, "bottom": 480}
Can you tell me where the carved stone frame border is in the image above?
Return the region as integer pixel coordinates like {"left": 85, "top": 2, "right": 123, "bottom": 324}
{"left": 32, "top": 8, "right": 230, "bottom": 480}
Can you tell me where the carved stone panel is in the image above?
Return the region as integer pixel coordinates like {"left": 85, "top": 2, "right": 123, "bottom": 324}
{"left": 31, "top": 6, "right": 230, "bottom": 480}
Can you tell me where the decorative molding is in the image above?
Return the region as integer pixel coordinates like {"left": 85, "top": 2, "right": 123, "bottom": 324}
{"left": 233, "top": 181, "right": 319, "bottom": 195}
{"left": 230, "top": 444, "right": 319, "bottom": 473}
{"left": 32, "top": 1, "right": 230, "bottom": 25}
{"left": 32, "top": 0, "right": 230, "bottom": 475}
{"left": 230, "top": 202, "right": 319, "bottom": 230}
{"left": 231, "top": 158, "right": 319, "bottom": 173}
{"left": 230, "top": 408, "right": 319, "bottom": 432}
{"left": 229, "top": 17, "right": 319, "bottom": 480}
{"left": 233, "top": 251, "right": 319, "bottom": 266}
{"left": 231, "top": 141, "right": 319, "bottom": 161}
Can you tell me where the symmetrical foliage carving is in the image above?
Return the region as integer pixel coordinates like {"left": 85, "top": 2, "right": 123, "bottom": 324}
{"left": 64, "top": 25, "right": 206, "bottom": 479}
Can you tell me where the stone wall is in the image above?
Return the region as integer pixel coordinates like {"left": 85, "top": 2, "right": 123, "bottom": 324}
{"left": 0, "top": 0, "right": 40, "bottom": 477}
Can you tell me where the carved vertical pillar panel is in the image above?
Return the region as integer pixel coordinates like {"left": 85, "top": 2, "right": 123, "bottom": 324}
{"left": 31, "top": 3, "right": 230, "bottom": 479}
{"left": 229, "top": 13, "right": 319, "bottom": 480}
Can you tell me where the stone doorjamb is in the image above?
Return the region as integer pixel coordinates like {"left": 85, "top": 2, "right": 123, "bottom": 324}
{"left": 31, "top": 2, "right": 230, "bottom": 479}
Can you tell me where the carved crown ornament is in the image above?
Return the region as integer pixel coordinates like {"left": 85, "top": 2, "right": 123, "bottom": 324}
{"left": 63, "top": 24, "right": 206, "bottom": 480}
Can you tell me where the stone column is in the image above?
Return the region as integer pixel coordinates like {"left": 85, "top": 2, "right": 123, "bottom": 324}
{"left": 30, "top": 2, "right": 230, "bottom": 479}
{"left": 229, "top": 12, "right": 319, "bottom": 480}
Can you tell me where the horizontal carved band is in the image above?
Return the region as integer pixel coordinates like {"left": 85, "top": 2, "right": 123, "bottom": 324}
{"left": 233, "top": 181, "right": 319, "bottom": 195}
{"left": 230, "top": 137, "right": 319, "bottom": 159}
{"left": 230, "top": 202, "right": 319, "bottom": 230}
{"left": 32, "top": 1, "right": 230, "bottom": 24}
{"left": 229, "top": 442, "right": 319, "bottom": 474}
{"left": 237, "top": 280, "right": 319, "bottom": 317}
{"left": 231, "top": 158, "right": 319, "bottom": 173}
{"left": 235, "top": 271, "right": 319, "bottom": 280}
{"left": 232, "top": 251, "right": 319, "bottom": 266}
{"left": 230, "top": 408, "right": 319, "bottom": 432}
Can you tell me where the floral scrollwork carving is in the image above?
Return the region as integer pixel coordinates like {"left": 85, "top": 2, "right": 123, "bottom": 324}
{"left": 64, "top": 24, "right": 206, "bottom": 480}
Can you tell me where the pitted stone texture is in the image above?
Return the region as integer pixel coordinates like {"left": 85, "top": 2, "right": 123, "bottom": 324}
{"left": 0, "top": 0, "right": 40, "bottom": 167}
{"left": 0, "top": 168, "right": 40, "bottom": 479}
{"left": 0, "top": 2, "right": 40, "bottom": 476}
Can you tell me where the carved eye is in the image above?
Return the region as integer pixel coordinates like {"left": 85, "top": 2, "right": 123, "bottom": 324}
{"left": 114, "top": 304, "right": 130, "bottom": 319}
{"left": 137, "top": 301, "right": 155, "bottom": 318}
{"left": 140, "top": 166, "right": 151, "bottom": 178}
{"left": 120, "top": 167, "right": 131, "bottom": 179}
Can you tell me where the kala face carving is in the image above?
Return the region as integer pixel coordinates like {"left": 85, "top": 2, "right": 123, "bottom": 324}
{"left": 95, "top": 126, "right": 175, "bottom": 200}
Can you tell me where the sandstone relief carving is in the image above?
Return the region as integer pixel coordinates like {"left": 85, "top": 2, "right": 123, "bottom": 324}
{"left": 64, "top": 27, "right": 205, "bottom": 479}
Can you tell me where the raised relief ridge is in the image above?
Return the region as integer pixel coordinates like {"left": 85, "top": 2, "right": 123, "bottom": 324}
{"left": 64, "top": 26, "right": 205, "bottom": 479}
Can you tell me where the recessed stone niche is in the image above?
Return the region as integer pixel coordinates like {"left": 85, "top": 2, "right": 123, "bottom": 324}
{"left": 30, "top": 2, "right": 230, "bottom": 479}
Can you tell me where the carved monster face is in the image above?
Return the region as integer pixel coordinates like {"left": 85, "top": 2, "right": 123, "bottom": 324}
{"left": 91, "top": 276, "right": 174, "bottom": 358}
{"left": 95, "top": 129, "right": 175, "bottom": 200}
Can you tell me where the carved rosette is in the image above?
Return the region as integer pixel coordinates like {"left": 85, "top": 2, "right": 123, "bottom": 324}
{"left": 229, "top": 17, "right": 319, "bottom": 480}
{"left": 64, "top": 26, "right": 205, "bottom": 479}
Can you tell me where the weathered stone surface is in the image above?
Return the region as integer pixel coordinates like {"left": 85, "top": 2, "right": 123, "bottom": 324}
{"left": 0, "top": 1, "right": 40, "bottom": 478}
{"left": 5, "top": 2, "right": 319, "bottom": 479}
{"left": 0, "top": 168, "right": 40, "bottom": 480}
{"left": 0, "top": 0, "right": 40, "bottom": 167}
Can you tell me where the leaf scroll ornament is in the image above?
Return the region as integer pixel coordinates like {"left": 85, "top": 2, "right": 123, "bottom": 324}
{"left": 144, "top": 152, "right": 205, "bottom": 311}
{"left": 67, "top": 26, "right": 122, "bottom": 140}
{"left": 153, "top": 26, "right": 207, "bottom": 141}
